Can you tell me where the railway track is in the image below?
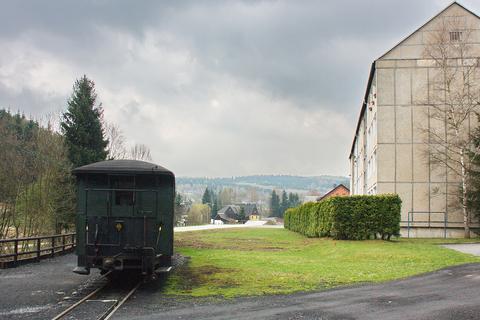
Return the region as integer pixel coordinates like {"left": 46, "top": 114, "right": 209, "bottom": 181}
{"left": 51, "top": 272, "right": 142, "bottom": 320}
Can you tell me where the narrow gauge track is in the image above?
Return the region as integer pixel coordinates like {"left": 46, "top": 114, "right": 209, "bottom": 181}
{"left": 52, "top": 272, "right": 142, "bottom": 320}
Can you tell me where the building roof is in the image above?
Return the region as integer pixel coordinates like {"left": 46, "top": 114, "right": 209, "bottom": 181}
{"left": 349, "top": 2, "right": 479, "bottom": 158}
{"left": 218, "top": 205, "right": 240, "bottom": 214}
{"left": 73, "top": 159, "right": 174, "bottom": 176}
{"left": 317, "top": 184, "right": 350, "bottom": 201}
{"left": 242, "top": 203, "right": 259, "bottom": 216}
{"left": 215, "top": 212, "right": 237, "bottom": 223}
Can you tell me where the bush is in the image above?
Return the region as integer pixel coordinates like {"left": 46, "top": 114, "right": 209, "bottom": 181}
{"left": 284, "top": 194, "right": 401, "bottom": 240}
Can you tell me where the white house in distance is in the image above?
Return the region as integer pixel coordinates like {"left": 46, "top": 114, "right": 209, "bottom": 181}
{"left": 349, "top": 2, "right": 480, "bottom": 237}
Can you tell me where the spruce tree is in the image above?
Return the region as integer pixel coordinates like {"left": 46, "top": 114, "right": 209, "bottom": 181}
{"left": 289, "top": 192, "right": 301, "bottom": 208}
{"left": 211, "top": 197, "right": 219, "bottom": 219}
{"left": 270, "top": 190, "right": 280, "bottom": 217}
{"left": 61, "top": 75, "right": 108, "bottom": 168}
{"left": 202, "top": 187, "right": 212, "bottom": 205}
{"left": 238, "top": 206, "right": 246, "bottom": 223}
{"left": 280, "top": 190, "right": 289, "bottom": 217}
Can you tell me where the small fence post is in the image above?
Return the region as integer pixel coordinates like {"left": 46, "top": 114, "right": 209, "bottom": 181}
{"left": 51, "top": 236, "right": 55, "bottom": 257}
{"left": 36, "top": 238, "right": 41, "bottom": 262}
{"left": 73, "top": 234, "right": 76, "bottom": 248}
{"left": 444, "top": 212, "right": 447, "bottom": 239}
{"left": 62, "top": 235, "right": 66, "bottom": 252}
{"left": 13, "top": 239, "right": 18, "bottom": 266}
{"left": 407, "top": 212, "right": 410, "bottom": 238}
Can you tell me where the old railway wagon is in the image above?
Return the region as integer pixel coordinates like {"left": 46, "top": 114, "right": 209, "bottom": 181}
{"left": 72, "top": 160, "right": 175, "bottom": 276}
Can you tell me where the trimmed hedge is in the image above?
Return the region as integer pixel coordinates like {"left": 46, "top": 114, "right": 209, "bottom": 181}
{"left": 284, "top": 194, "right": 401, "bottom": 240}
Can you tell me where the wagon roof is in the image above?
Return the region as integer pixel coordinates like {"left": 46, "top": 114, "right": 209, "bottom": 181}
{"left": 73, "top": 160, "right": 174, "bottom": 176}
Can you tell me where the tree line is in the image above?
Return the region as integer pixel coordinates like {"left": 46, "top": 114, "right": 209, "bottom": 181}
{"left": 0, "top": 75, "right": 152, "bottom": 239}
{"left": 201, "top": 187, "right": 235, "bottom": 219}
{"left": 269, "top": 190, "right": 301, "bottom": 218}
{"left": 174, "top": 193, "right": 210, "bottom": 226}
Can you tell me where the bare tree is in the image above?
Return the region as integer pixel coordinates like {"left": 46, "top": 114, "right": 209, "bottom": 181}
{"left": 129, "top": 143, "right": 152, "bottom": 161}
{"left": 422, "top": 16, "right": 480, "bottom": 238}
{"left": 105, "top": 122, "right": 127, "bottom": 159}
{"left": 0, "top": 111, "right": 75, "bottom": 239}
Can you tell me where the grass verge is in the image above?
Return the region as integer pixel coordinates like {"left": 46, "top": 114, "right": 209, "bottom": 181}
{"left": 163, "top": 228, "right": 480, "bottom": 297}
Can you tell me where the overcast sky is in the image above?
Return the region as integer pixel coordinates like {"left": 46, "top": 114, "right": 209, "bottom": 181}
{"left": 1, "top": 0, "right": 479, "bottom": 177}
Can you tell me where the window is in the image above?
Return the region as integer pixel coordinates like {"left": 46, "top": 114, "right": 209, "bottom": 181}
{"left": 111, "top": 176, "right": 135, "bottom": 207}
{"left": 367, "top": 159, "right": 372, "bottom": 178}
{"left": 115, "top": 191, "right": 134, "bottom": 206}
{"left": 450, "top": 31, "right": 462, "bottom": 42}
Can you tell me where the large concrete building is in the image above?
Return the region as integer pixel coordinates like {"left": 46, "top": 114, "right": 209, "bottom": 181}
{"left": 349, "top": 2, "right": 480, "bottom": 237}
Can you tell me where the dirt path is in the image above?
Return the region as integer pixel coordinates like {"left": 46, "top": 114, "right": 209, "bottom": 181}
{"left": 174, "top": 224, "right": 283, "bottom": 232}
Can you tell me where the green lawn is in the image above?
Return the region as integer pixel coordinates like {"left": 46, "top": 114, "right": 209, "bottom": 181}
{"left": 163, "top": 228, "right": 480, "bottom": 297}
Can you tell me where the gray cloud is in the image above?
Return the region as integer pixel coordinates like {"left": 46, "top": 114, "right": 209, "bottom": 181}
{"left": 1, "top": 0, "right": 477, "bottom": 176}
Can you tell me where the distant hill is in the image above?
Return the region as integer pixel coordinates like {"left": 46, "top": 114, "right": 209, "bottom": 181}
{"left": 177, "top": 175, "right": 349, "bottom": 194}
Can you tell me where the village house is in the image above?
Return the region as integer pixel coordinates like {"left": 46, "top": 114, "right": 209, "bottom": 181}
{"left": 243, "top": 203, "right": 260, "bottom": 220}
{"left": 349, "top": 2, "right": 480, "bottom": 237}
{"left": 213, "top": 203, "right": 260, "bottom": 224}
{"left": 214, "top": 205, "right": 239, "bottom": 224}
{"left": 317, "top": 184, "right": 350, "bottom": 202}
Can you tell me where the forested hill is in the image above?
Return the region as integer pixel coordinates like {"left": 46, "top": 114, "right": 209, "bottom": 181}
{"left": 177, "top": 175, "right": 349, "bottom": 193}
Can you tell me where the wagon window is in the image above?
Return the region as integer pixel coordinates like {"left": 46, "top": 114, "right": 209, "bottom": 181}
{"left": 111, "top": 175, "right": 135, "bottom": 207}
{"left": 115, "top": 191, "right": 134, "bottom": 206}
{"left": 111, "top": 175, "right": 135, "bottom": 189}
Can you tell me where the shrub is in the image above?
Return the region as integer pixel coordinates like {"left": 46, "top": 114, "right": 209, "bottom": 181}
{"left": 284, "top": 194, "right": 401, "bottom": 240}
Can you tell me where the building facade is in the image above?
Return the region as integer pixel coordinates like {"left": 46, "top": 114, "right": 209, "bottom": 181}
{"left": 350, "top": 2, "right": 480, "bottom": 237}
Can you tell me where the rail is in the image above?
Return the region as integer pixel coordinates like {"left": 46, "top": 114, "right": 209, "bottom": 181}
{"left": 0, "top": 233, "right": 76, "bottom": 268}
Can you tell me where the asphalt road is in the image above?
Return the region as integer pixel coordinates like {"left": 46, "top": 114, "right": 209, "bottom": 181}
{"left": 115, "top": 263, "right": 480, "bottom": 320}
{"left": 1, "top": 251, "right": 480, "bottom": 319}
{"left": 0, "top": 254, "right": 103, "bottom": 319}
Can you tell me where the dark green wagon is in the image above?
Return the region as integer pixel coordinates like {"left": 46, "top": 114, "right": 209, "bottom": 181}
{"left": 72, "top": 160, "right": 175, "bottom": 276}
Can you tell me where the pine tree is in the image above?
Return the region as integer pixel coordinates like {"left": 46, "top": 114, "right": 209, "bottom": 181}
{"left": 202, "top": 187, "right": 212, "bottom": 205}
{"left": 238, "top": 206, "right": 246, "bottom": 223}
{"left": 280, "top": 190, "right": 289, "bottom": 217}
{"left": 270, "top": 190, "right": 280, "bottom": 217}
{"left": 289, "top": 192, "right": 301, "bottom": 208}
{"left": 211, "top": 197, "right": 219, "bottom": 219}
{"left": 61, "top": 75, "right": 108, "bottom": 168}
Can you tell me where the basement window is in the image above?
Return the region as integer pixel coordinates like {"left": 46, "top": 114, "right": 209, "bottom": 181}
{"left": 449, "top": 31, "right": 462, "bottom": 42}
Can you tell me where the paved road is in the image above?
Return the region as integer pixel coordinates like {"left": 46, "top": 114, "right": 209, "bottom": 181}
{"left": 442, "top": 243, "right": 480, "bottom": 256}
{"left": 0, "top": 254, "right": 103, "bottom": 319}
{"left": 115, "top": 263, "right": 480, "bottom": 320}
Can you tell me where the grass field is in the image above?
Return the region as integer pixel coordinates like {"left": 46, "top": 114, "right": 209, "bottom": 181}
{"left": 163, "top": 228, "right": 480, "bottom": 297}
